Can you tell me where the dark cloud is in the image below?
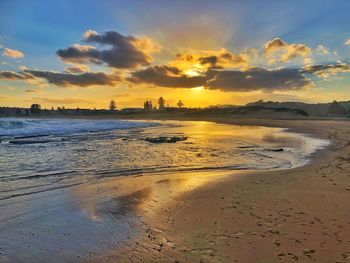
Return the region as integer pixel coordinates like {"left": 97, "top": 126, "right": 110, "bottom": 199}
{"left": 198, "top": 56, "right": 219, "bottom": 66}
{"left": 128, "top": 65, "right": 207, "bottom": 88}
{"left": 0, "top": 71, "right": 33, "bottom": 80}
{"left": 198, "top": 53, "right": 247, "bottom": 69}
{"left": 24, "top": 70, "right": 120, "bottom": 87}
{"left": 207, "top": 68, "right": 313, "bottom": 92}
{"left": 57, "top": 31, "right": 155, "bottom": 68}
{"left": 303, "top": 63, "right": 350, "bottom": 74}
{"left": 128, "top": 65, "right": 312, "bottom": 92}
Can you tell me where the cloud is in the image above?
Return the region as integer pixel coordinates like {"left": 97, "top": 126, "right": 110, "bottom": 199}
{"left": 303, "top": 63, "right": 350, "bottom": 79}
{"left": 24, "top": 70, "right": 121, "bottom": 87}
{"left": 0, "top": 68, "right": 121, "bottom": 87}
{"left": 264, "top": 38, "right": 288, "bottom": 53}
{"left": 57, "top": 44, "right": 99, "bottom": 65}
{"left": 345, "top": 39, "right": 350, "bottom": 45}
{"left": 128, "top": 65, "right": 313, "bottom": 92}
{"left": 264, "top": 38, "right": 311, "bottom": 65}
{"left": 64, "top": 64, "right": 90, "bottom": 73}
{"left": 57, "top": 30, "right": 159, "bottom": 68}
{"left": 18, "top": 66, "right": 28, "bottom": 70}
{"left": 172, "top": 49, "right": 249, "bottom": 73}
{"left": 25, "top": 89, "right": 40, "bottom": 93}
{"left": 198, "top": 52, "right": 248, "bottom": 69}
{"left": 315, "top": 45, "right": 330, "bottom": 55}
{"left": 207, "top": 68, "right": 314, "bottom": 92}
{"left": 2, "top": 48, "right": 24, "bottom": 58}
{"left": 0, "top": 71, "right": 33, "bottom": 80}
{"left": 128, "top": 65, "right": 207, "bottom": 88}
{"left": 32, "top": 97, "right": 96, "bottom": 104}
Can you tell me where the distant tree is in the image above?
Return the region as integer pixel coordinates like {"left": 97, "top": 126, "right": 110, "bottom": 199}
{"left": 144, "top": 101, "right": 149, "bottom": 111}
{"left": 109, "top": 100, "right": 116, "bottom": 111}
{"left": 143, "top": 100, "right": 153, "bottom": 111}
{"left": 328, "top": 100, "right": 347, "bottom": 117}
{"left": 177, "top": 100, "right": 184, "bottom": 108}
{"left": 158, "top": 97, "right": 165, "bottom": 110}
{"left": 30, "top": 104, "right": 41, "bottom": 114}
{"left": 51, "top": 107, "right": 54, "bottom": 111}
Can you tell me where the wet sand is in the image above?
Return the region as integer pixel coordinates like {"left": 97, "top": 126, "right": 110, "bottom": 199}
{"left": 90, "top": 118, "right": 350, "bottom": 262}
{"left": 1, "top": 118, "right": 349, "bottom": 262}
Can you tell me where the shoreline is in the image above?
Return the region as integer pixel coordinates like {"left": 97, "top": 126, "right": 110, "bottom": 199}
{"left": 1, "top": 117, "right": 349, "bottom": 262}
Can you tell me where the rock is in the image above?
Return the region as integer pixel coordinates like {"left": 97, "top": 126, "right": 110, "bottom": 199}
{"left": 145, "top": 136, "right": 187, "bottom": 144}
{"left": 9, "top": 140, "right": 53, "bottom": 145}
{"left": 270, "top": 148, "right": 284, "bottom": 152}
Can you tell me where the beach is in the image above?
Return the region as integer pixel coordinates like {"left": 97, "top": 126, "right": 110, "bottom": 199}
{"left": 0, "top": 118, "right": 349, "bottom": 263}
{"left": 93, "top": 118, "right": 350, "bottom": 263}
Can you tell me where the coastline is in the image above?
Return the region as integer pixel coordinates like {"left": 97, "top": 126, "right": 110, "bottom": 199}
{"left": 89, "top": 118, "right": 350, "bottom": 262}
{"left": 1, "top": 117, "right": 349, "bottom": 262}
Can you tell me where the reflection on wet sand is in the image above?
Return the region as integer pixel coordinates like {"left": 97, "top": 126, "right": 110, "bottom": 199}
{"left": 72, "top": 169, "right": 234, "bottom": 223}
{"left": 75, "top": 169, "right": 238, "bottom": 262}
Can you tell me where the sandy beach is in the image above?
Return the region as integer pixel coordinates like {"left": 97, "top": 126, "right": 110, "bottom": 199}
{"left": 89, "top": 118, "right": 350, "bottom": 263}
{"left": 1, "top": 118, "right": 349, "bottom": 263}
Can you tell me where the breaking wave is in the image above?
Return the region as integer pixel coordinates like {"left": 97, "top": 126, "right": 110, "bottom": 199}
{"left": 0, "top": 118, "right": 158, "bottom": 138}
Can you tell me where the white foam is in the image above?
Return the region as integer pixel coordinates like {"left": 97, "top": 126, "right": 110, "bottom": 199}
{"left": 0, "top": 118, "right": 157, "bottom": 137}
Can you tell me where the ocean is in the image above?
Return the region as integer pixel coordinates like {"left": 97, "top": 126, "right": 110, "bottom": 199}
{"left": 0, "top": 118, "right": 329, "bottom": 201}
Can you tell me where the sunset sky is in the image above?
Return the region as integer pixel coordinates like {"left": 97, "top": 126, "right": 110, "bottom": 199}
{"left": 1, "top": 0, "right": 350, "bottom": 109}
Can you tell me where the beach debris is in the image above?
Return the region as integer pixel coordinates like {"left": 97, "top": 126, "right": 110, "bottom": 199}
{"left": 274, "top": 240, "right": 281, "bottom": 247}
{"left": 287, "top": 252, "right": 299, "bottom": 261}
{"left": 303, "top": 249, "right": 315, "bottom": 255}
{"left": 145, "top": 136, "right": 187, "bottom": 144}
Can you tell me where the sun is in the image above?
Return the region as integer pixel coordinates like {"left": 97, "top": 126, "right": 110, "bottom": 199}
{"left": 192, "top": 86, "right": 204, "bottom": 91}
{"left": 184, "top": 68, "right": 201, "bottom": 77}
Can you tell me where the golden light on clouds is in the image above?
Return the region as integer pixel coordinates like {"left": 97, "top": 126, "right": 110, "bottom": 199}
{"left": 2, "top": 48, "right": 24, "bottom": 59}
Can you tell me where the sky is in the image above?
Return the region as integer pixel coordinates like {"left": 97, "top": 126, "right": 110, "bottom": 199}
{"left": 0, "top": 0, "right": 350, "bottom": 109}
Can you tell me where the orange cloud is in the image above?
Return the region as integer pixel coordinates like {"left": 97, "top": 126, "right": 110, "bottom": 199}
{"left": 264, "top": 38, "right": 311, "bottom": 65}
{"left": 2, "top": 48, "right": 24, "bottom": 58}
{"left": 170, "top": 49, "right": 249, "bottom": 76}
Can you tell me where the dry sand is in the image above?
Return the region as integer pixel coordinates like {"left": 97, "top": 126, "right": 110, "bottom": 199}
{"left": 88, "top": 118, "right": 350, "bottom": 263}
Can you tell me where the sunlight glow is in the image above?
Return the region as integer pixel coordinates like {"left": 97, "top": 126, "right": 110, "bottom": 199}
{"left": 192, "top": 86, "right": 204, "bottom": 91}
{"left": 184, "top": 68, "right": 202, "bottom": 77}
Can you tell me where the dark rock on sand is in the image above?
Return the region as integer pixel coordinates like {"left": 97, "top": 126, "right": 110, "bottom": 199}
{"left": 270, "top": 148, "right": 284, "bottom": 152}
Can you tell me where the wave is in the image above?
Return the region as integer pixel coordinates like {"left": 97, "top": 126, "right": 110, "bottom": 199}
{"left": 0, "top": 118, "right": 158, "bottom": 138}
